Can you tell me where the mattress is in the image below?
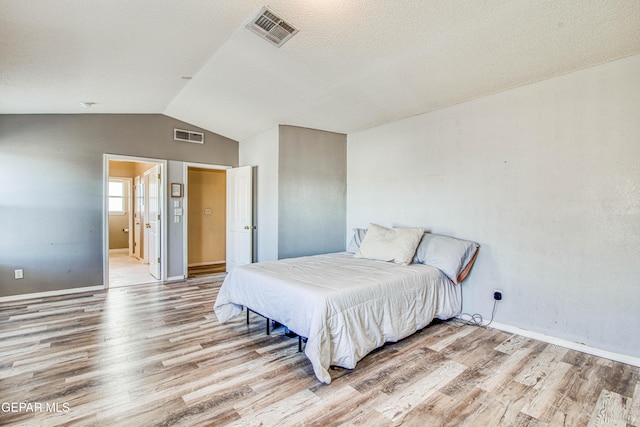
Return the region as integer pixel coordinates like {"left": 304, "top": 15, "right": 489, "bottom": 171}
{"left": 214, "top": 252, "right": 461, "bottom": 384}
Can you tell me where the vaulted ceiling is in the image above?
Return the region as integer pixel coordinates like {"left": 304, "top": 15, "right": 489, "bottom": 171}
{"left": 1, "top": 1, "right": 639, "bottom": 142}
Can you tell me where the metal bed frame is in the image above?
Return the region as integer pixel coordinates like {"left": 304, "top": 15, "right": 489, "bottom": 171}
{"left": 246, "top": 307, "right": 305, "bottom": 352}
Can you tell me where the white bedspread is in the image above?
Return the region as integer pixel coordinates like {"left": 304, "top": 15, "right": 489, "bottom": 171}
{"left": 214, "top": 252, "right": 461, "bottom": 384}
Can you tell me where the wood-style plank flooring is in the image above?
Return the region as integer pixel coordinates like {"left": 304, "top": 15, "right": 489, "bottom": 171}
{"left": 188, "top": 264, "right": 226, "bottom": 278}
{"left": 1, "top": 274, "right": 638, "bottom": 426}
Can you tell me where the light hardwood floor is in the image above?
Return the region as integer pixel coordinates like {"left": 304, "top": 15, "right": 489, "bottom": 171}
{"left": 108, "top": 249, "right": 161, "bottom": 288}
{"left": 0, "top": 274, "right": 638, "bottom": 426}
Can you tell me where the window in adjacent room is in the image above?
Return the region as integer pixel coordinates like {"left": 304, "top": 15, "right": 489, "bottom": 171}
{"left": 108, "top": 179, "right": 128, "bottom": 214}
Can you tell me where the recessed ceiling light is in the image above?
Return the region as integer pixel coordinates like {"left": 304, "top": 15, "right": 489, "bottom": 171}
{"left": 80, "top": 102, "right": 96, "bottom": 108}
{"left": 181, "top": 76, "right": 192, "bottom": 80}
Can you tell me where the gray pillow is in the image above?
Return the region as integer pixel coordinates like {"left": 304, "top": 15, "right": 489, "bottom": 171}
{"left": 413, "top": 233, "right": 479, "bottom": 284}
{"left": 346, "top": 228, "right": 367, "bottom": 253}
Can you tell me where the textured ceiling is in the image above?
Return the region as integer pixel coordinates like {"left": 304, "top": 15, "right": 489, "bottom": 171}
{"left": 1, "top": 0, "right": 639, "bottom": 141}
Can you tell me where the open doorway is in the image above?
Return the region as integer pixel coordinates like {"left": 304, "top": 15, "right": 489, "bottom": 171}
{"left": 104, "top": 155, "right": 166, "bottom": 288}
{"left": 185, "top": 164, "right": 229, "bottom": 278}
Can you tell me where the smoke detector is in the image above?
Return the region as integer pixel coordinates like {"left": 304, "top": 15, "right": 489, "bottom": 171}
{"left": 246, "top": 7, "right": 298, "bottom": 47}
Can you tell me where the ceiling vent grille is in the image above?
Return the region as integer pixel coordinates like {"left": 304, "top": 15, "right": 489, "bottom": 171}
{"left": 247, "top": 7, "right": 298, "bottom": 47}
{"left": 174, "top": 128, "right": 204, "bottom": 144}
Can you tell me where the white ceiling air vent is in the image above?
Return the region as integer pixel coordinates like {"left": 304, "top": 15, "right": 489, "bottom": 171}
{"left": 246, "top": 7, "right": 298, "bottom": 47}
{"left": 174, "top": 128, "right": 204, "bottom": 144}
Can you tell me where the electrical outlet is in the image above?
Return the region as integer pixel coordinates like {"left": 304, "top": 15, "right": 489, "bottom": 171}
{"left": 493, "top": 290, "right": 503, "bottom": 301}
{"left": 14, "top": 269, "right": 24, "bottom": 279}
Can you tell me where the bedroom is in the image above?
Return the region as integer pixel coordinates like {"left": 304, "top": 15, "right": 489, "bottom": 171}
{"left": 1, "top": 1, "right": 639, "bottom": 425}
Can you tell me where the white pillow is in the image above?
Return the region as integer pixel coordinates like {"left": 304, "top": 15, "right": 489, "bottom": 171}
{"left": 413, "top": 233, "right": 479, "bottom": 284}
{"left": 355, "top": 223, "right": 424, "bottom": 265}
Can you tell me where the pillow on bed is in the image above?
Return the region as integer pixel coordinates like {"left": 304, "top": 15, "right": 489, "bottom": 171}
{"left": 346, "top": 228, "right": 367, "bottom": 254}
{"left": 355, "top": 223, "right": 424, "bottom": 265}
{"left": 413, "top": 233, "right": 479, "bottom": 284}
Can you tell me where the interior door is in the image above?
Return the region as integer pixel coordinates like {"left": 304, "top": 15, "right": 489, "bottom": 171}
{"left": 147, "top": 165, "right": 161, "bottom": 279}
{"left": 143, "top": 172, "right": 150, "bottom": 264}
{"left": 133, "top": 175, "right": 142, "bottom": 260}
{"left": 226, "top": 166, "right": 253, "bottom": 271}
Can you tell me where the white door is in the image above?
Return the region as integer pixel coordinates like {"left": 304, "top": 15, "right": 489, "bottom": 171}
{"left": 143, "top": 172, "right": 150, "bottom": 264}
{"left": 147, "top": 165, "right": 161, "bottom": 279}
{"left": 133, "top": 175, "right": 142, "bottom": 260}
{"left": 226, "top": 166, "right": 253, "bottom": 271}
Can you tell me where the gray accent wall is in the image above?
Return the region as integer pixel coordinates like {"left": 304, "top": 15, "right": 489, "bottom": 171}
{"left": 278, "top": 126, "right": 347, "bottom": 259}
{"left": 239, "top": 125, "right": 347, "bottom": 262}
{"left": 0, "top": 114, "right": 237, "bottom": 297}
{"left": 167, "top": 160, "right": 187, "bottom": 279}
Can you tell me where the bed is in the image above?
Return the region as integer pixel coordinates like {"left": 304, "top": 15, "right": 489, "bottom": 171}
{"left": 214, "top": 223, "right": 479, "bottom": 384}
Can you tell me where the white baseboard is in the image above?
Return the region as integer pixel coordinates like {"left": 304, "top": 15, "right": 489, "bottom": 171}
{"left": 0, "top": 275, "right": 191, "bottom": 303}
{"left": 0, "top": 285, "right": 106, "bottom": 303}
{"left": 489, "top": 321, "right": 640, "bottom": 368}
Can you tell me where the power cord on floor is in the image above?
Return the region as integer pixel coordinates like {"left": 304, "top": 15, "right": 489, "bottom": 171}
{"left": 451, "top": 298, "right": 498, "bottom": 328}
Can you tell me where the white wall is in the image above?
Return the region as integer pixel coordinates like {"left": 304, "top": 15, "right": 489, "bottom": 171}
{"left": 239, "top": 127, "right": 280, "bottom": 262}
{"left": 347, "top": 55, "right": 640, "bottom": 358}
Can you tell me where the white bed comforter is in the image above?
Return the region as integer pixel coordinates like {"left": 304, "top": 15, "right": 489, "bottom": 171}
{"left": 214, "top": 252, "right": 461, "bottom": 384}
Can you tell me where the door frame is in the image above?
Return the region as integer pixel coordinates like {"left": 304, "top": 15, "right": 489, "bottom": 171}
{"left": 103, "top": 154, "right": 168, "bottom": 288}
{"left": 182, "top": 162, "right": 231, "bottom": 279}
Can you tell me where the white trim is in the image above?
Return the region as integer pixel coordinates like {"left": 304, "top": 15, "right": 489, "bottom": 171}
{"left": 183, "top": 162, "right": 230, "bottom": 171}
{"left": 182, "top": 162, "right": 232, "bottom": 279}
{"left": 103, "top": 154, "right": 168, "bottom": 288}
{"left": 0, "top": 286, "right": 105, "bottom": 303}
{"left": 489, "top": 321, "right": 640, "bottom": 368}
{"left": 166, "top": 275, "right": 186, "bottom": 282}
